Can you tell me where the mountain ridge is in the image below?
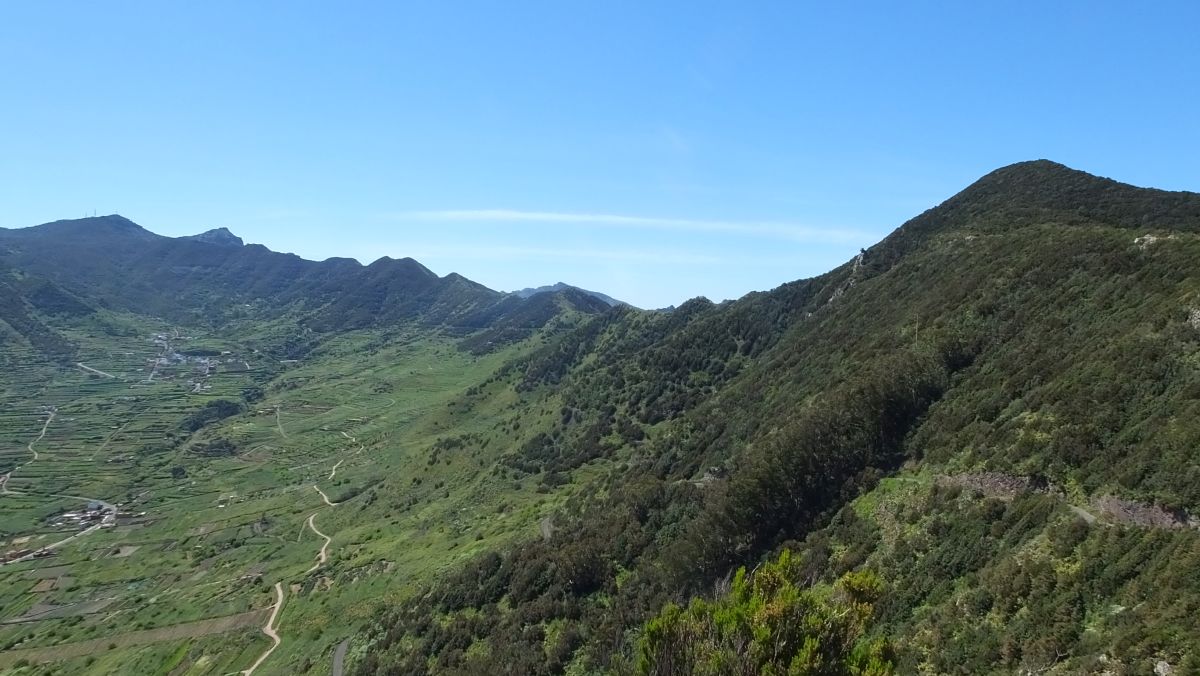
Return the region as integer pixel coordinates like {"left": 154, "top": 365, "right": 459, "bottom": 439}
{"left": 0, "top": 215, "right": 613, "bottom": 358}
{"left": 510, "top": 282, "right": 630, "bottom": 308}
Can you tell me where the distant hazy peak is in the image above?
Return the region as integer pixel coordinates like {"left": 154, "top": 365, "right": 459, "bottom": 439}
{"left": 512, "top": 282, "right": 630, "bottom": 308}
{"left": 25, "top": 214, "right": 154, "bottom": 237}
{"left": 183, "top": 227, "right": 244, "bottom": 247}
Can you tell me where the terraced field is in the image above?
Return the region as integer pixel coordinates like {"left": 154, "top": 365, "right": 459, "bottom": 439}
{"left": 0, "top": 313, "right": 576, "bottom": 674}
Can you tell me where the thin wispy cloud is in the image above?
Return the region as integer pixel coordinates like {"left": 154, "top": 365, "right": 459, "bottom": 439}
{"left": 387, "top": 209, "right": 865, "bottom": 244}
{"left": 394, "top": 244, "right": 720, "bottom": 265}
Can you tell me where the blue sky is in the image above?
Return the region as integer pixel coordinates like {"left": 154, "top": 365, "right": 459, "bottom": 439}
{"left": 2, "top": 2, "right": 1197, "bottom": 308}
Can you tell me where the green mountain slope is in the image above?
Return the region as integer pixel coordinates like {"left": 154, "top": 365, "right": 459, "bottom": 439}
{"left": 355, "top": 161, "right": 1200, "bottom": 675}
{"left": 1, "top": 160, "right": 1198, "bottom": 676}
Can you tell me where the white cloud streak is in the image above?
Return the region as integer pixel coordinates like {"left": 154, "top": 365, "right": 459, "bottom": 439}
{"left": 386, "top": 209, "right": 865, "bottom": 244}
{"left": 397, "top": 244, "right": 720, "bottom": 265}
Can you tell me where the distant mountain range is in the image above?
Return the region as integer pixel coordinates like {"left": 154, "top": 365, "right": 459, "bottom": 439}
{"left": 0, "top": 216, "right": 615, "bottom": 359}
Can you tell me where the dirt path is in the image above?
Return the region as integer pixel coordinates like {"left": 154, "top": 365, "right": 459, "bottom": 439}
{"left": 332, "top": 638, "right": 351, "bottom": 676}
{"left": 28, "top": 411, "right": 54, "bottom": 462}
{"left": 305, "top": 514, "right": 332, "bottom": 574}
{"left": 304, "top": 485, "right": 339, "bottom": 573}
{"left": 275, "top": 406, "right": 288, "bottom": 439}
{"left": 328, "top": 459, "right": 344, "bottom": 481}
{"left": 94, "top": 420, "right": 133, "bottom": 457}
{"left": 242, "top": 582, "right": 284, "bottom": 676}
{"left": 313, "top": 485, "right": 338, "bottom": 507}
{"left": 76, "top": 363, "right": 117, "bottom": 379}
{"left": 1, "top": 411, "right": 55, "bottom": 495}
{"left": 340, "top": 431, "right": 356, "bottom": 442}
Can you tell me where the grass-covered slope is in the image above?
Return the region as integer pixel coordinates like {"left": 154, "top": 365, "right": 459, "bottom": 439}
{"left": 354, "top": 161, "right": 1200, "bottom": 675}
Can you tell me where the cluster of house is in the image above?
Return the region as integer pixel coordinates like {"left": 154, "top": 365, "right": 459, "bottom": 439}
{"left": 147, "top": 339, "right": 247, "bottom": 392}
{"left": 50, "top": 501, "right": 117, "bottom": 530}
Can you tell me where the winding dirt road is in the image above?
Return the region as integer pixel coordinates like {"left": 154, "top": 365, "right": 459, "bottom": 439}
{"left": 242, "top": 582, "right": 284, "bottom": 676}
{"left": 313, "top": 485, "right": 338, "bottom": 507}
{"left": 1, "top": 411, "right": 55, "bottom": 495}
{"left": 305, "top": 514, "right": 332, "bottom": 574}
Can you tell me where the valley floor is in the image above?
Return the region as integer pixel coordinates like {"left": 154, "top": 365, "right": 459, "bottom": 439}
{"left": 0, "top": 316, "right": 577, "bottom": 675}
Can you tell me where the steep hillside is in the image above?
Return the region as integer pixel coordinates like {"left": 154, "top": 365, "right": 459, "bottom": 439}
{"left": 356, "top": 161, "right": 1200, "bottom": 675}
{"left": 0, "top": 260, "right": 93, "bottom": 360}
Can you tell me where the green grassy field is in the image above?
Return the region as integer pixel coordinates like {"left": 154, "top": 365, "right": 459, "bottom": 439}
{"left": 0, "top": 311, "right": 582, "bottom": 675}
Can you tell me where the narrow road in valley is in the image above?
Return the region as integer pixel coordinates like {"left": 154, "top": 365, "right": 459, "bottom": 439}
{"left": 304, "top": 485, "right": 340, "bottom": 573}
{"left": 1, "top": 411, "right": 55, "bottom": 495}
{"left": 328, "top": 459, "right": 344, "bottom": 481}
{"left": 332, "top": 638, "right": 351, "bottom": 676}
{"left": 305, "top": 514, "right": 332, "bottom": 574}
{"left": 242, "top": 582, "right": 284, "bottom": 676}
{"left": 340, "top": 431, "right": 355, "bottom": 442}
{"left": 28, "top": 412, "right": 53, "bottom": 462}
{"left": 76, "top": 363, "right": 117, "bottom": 379}
{"left": 275, "top": 406, "right": 288, "bottom": 438}
{"left": 313, "top": 485, "right": 338, "bottom": 507}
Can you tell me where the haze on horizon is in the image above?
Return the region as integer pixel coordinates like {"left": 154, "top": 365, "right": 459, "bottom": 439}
{"left": 1, "top": 1, "right": 1197, "bottom": 308}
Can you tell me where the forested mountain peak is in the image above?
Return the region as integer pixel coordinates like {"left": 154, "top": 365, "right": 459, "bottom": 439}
{"left": 913, "top": 159, "right": 1200, "bottom": 235}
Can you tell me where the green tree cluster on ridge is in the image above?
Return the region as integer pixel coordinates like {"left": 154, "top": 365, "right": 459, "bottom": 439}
{"left": 635, "top": 550, "right": 893, "bottom": 676}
